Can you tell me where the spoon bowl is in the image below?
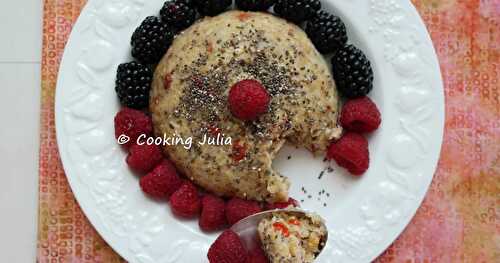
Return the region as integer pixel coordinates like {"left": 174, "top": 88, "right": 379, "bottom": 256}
{"left": 231, "top": 208, "right": 329, "bottom": 259}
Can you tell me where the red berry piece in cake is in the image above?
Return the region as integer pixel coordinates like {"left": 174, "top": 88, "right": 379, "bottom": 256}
{"left": 340, "top": 96, "right": 381, "bottom": 133}
{"left": 225, "top": 197, "right": 262, "bottom": 225}
{"left": 199, "top": 194, "right": 227, "bottom": 231}
{"left": 228, "top": 79, "right": 270, "bottom": 121}
{"left": 114, "top": 107, "right": 152, "bottom": 148}
{"left": 126, "top": 144, "right": 163, "bottom": 173}
{"left": 170, "top": 181, "right": 201, "bottom": 218}
{"left": 327, "top": 133, "right": 369, "bottom": 176}
{"left": 207, "top": 230, "right": 248, "bottom": 263}
{"left": 139, "top": 160, "right": 183, "bottom": 199}
{"left": 163, "top": 73, "right": 173, "bottom": 90}
{"left": 231, "top": 139, "right": 247, "bottom": 162}
{"left": 265, "top": 198, "right": 299, "bottom": 210}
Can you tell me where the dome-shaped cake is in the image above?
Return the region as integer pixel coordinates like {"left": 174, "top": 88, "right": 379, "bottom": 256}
{"left": 150, "top": 11, "right": 342, "bottom": 202}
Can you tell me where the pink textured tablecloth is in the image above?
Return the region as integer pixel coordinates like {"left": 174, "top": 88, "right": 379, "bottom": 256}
{"left": 37, "top": 0, "right": 499, "bottom": 262}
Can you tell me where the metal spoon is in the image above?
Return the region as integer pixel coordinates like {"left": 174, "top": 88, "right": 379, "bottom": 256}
{"left": 231, "top": 208, "right": 329, "bottom": 258}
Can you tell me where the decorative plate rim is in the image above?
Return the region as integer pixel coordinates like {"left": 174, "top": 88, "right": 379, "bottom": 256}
{"left": 55, "top": 0, "right": 445, "bottom": 262}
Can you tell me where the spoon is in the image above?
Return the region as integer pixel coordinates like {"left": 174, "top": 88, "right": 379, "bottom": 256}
{"left": 231, "top": 208, "right": 329, "bottom": 257}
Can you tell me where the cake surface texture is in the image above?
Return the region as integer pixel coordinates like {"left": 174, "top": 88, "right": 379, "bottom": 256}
{"left": 151, "top": 10, "right": 342, "bottom": 202}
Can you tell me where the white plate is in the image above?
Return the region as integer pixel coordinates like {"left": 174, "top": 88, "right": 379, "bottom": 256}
{"left": 55, "top": 0, "right": 444, "bottom": 262}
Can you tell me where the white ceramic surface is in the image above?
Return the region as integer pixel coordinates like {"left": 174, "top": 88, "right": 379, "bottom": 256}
{"left": 55, "top": 0, "right": 444, "bottom": 262}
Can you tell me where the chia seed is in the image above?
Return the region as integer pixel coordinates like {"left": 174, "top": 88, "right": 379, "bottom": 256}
{"left": 318, "top": 170, "right": 325, "bottom": 179}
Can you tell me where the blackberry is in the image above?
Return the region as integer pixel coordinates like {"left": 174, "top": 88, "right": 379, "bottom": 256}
{"left": 177, "top": 0, "right": 196, "bottom": 6}
{"left": 274, "top": 0, "right": 321, "bottom": 24}
{"left": 160, "top": 0, "right": 197, "bottom": 30}
{"left": 194, "top": 0, "right": 232, "bottom": 16}
{"left": 115, "top": 62, "right": 153, "bottom": 109}
{"left": 331, "top": 44, "right": 374, "bottom": 98}
{"left": 131, "top": 16, "right": 174, "bottom": 64}
{"left": 236, "top": 0, "right": 275, "bottom": 11}
{"left": 306, "top": 11, "right": 348, "bottom": 54}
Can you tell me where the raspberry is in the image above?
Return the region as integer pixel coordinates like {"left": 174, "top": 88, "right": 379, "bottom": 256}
{"left": 207, "top": 230, "right": 248, "bottom": 263}
{"left": 199, "top": 194, "right": 227, "bottom": 231}
{"left": 225, "top": 198, "right": 262, "bottom": 225}
{"left": 170, "top": 181, "right": 201, "bottom": 218}
{"left": 139, "top": 160, "right": 183, "bottom": 199}
{"left": 126, "top": 144, "right": 163, "bottom": 173}
{"left": 340, "top": 96, "right": 381, "bottom": 133}
{"left": 114, "top": 108, "right": 152, "bottom": 148}
{"left": 327, "top": 133, "right": 369, "bottom": 176}
{"left": 265, "top": 198, "right": 299, "bottom": 210}
{"left": 248, "top": 246, "right": 270, "bottom": 263}
{"left": 228, "top": 79, "right": 270, "bottom": 121}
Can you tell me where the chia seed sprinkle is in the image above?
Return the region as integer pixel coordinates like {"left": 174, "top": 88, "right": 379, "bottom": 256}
{"left": 173, "top": 27, "right": 303, "bottom": 139}
{"left": 318, "top": 170, "right": 325, "bottom": 179}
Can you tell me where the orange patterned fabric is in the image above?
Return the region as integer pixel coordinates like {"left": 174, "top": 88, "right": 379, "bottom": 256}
{"left": 37, "top": 0, "right": 499, "bottom": 262}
